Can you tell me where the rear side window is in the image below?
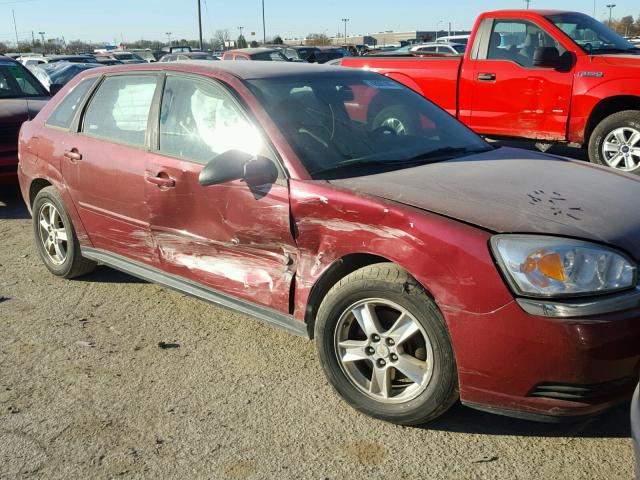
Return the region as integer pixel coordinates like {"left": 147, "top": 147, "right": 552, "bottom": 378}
{"left": 82, "top": 75, "right": 158, "bottom": 147}
{"left": 46, "top": 77, "right": 97, "bottom": 130}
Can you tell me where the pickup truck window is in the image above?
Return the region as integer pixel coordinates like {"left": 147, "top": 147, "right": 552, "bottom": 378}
{"left": 488, "top": 20, "right": 566, "bottom": 67}
{"left": 546, "top": 12, "right": 638, "bottom": 55}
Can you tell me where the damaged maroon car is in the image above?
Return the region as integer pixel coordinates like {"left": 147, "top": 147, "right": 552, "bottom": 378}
{"left": 0, "top": 56, "right": 49, "bottom": 184}
{"left": 18, "top": 62, "right": 640, "bottom": 425}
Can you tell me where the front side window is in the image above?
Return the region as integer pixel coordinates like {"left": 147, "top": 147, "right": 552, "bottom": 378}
{"left": 82, "top": 75, "right": 157, "bottom": 146}
{"left": 159, "top": 76, "right": 263, "bottom": 164}
{"left": 488, "top": 20, "right": 566, "bottom": 67}
{"left": 0, "top": 63, "right": 48, "bottom": 98}
{"left": 46, "top": 77, "right": 97, "bottom": 129}
{"left": 546, "top": 12, "right": 638, "bottom": 54}
{"left": 247, "top": 72, "right": 490, "bottom": 179}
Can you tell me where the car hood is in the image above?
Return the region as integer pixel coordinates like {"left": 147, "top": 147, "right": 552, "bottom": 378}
{"left": 597, "top": 53, "right": 640, "bottom": 67}
{"left": 329, "top": 147, "right": 640, "bottom": 258}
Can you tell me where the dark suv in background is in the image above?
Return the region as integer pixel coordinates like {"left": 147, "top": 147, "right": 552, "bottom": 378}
{"left": 0, "top": 56, "right": 49, "bottom": 184}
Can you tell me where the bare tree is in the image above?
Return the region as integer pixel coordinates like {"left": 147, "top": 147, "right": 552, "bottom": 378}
{"left": 306, "top": 33, "right": 330, "bottom": 46}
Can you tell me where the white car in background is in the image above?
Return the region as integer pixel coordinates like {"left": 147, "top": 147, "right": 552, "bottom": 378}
{"left": 411, "top": 42, "right": 466, "bottom": 56}
{"left": 17, "top": 55, "right": 47, "bottom": 67}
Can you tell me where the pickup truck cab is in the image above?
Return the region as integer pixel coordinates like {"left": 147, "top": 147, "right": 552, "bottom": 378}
{"left": 343, "top": 10, "right": 640, "bottom": 173}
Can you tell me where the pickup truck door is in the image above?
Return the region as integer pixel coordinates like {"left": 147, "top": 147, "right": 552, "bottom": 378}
{"left": 464, "top": 18, "right": 575, "bottom": 141}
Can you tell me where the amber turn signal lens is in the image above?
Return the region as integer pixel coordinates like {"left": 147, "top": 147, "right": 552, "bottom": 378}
{"left": 522, "top": 251, "right": 565, "bottom": 283}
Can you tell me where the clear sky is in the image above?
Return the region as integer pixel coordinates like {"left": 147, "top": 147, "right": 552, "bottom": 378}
{"left": 1, "top": 0, "right": 638, "bottom": 45}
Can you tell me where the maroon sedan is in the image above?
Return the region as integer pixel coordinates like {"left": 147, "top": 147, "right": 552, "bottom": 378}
{"left": 17, "top": 62, "right": 640, "bottom": 425}
{"left": 0, "top": 56, "right": 49, "bottom": 184}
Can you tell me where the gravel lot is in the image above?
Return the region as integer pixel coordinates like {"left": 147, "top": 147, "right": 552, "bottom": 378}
{"left": 0, "top": 157, "right": 636, "bottom": 479}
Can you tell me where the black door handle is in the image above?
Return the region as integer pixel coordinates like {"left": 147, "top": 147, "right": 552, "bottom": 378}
{"left": 478, "top": 72, "right": 496, "bottom": 81}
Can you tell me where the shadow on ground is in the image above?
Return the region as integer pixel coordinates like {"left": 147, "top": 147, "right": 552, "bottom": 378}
{"left": 0, "top": 185, "right": 30, "bottom": 220}
{"left": 425, "top": 400, "right": 631, "bottom": 439}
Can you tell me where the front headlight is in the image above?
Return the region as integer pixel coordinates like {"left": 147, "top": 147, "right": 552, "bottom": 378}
{"left": 491, "top": 235, "right": 636, "bottom": 298}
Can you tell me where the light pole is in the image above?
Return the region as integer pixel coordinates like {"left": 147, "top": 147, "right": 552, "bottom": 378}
{"left": 593, "top": 0, "right": 596, "bottom": 17}
{"left": 524, "top": 0, "right": 531, "bottom": 9}
{"left": 197, "top": 0, "right": 203, "bottom": 50}
{"left": 39, "top": 31, "right": 45, "bottom": 52}
{"left": 606, "top": 4, "right": 616, "bottom": 26}
{"left": 342, "top": 18, "right": 349, "bottom": 45}
{"left": 262, "top": 0, "right": 266, "bottom": 44}
{"left": 166, "top": 32, "right": 172, "bottom": 46}
{"left": 435, "top": 20, "right": 443, "bottom": 41}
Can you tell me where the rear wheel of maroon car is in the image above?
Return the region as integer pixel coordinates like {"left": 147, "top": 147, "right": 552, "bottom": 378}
{"left": 315, "top": 263, "right": 458, "bottom": 425}
{"left": 32, "top": 187, "right": 96, "bottom": 279}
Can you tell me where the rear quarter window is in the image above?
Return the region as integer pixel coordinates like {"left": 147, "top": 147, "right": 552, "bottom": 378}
{"left": 46, "top": 77, "right": 98, "bottom": 130}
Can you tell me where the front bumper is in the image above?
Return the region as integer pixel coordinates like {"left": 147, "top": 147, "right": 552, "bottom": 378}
{"left": 445, "top": 298, "right": 640, "bottom": 421}
{"left": 0, "top": 150, "right": 18, "bottom": 184}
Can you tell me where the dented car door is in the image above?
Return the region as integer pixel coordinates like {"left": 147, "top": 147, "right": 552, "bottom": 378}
{"left": 144, "top": 74, "right": 296, "bottom": 313}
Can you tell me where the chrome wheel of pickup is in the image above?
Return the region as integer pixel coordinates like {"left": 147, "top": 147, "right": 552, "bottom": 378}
{"left": 334, "top": 298, "right": 434, "bottom": 404}
{"left": 602, "top": 126, "right": 640, "bottom": 172}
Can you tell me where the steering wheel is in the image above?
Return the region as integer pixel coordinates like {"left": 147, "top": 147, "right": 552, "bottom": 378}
{"left": 371, "top": 125, "right": 398, "bottom": 136}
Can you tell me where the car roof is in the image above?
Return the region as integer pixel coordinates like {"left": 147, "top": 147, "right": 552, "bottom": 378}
{"left": 0, "top": 55, "right": 16, "bottom": 62}
{"left": 228, "top": 47, "right": 280, "bottom": 54}
{"left": 485, "top": 9, "right": 577, "bottom": 16}
{"left": 78, "top": 60, "right": 368, "bottom": 81}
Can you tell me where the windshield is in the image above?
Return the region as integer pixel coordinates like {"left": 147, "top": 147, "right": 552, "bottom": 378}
{"left": 453, "top": 44, "right": 466, "bottom": 53}
{"left": 114, "top": 53, "right": 143, "bottom": 61}
{"left": 546, "top": 13, "right": 638, "bottom": 54}
{"left": 0, "top": 62, "right": 48, "bottom": 98}
{"left": 247, "top": 73, "right": 490, "bottom": 179}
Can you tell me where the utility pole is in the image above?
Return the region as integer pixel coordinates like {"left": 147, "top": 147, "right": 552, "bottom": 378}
{"left": 342, "top": 18, "right": 349, "bottom": 44}
{"left": 593, "top": 0, "right": 596, "bottom": 17}
{"left": 12, "top": 10, "right": 19, "bottom": 50}
{"left": 238, "top": 26, "right": 244, "bottom": 36}
{"left": 524, "top": 0, "right": 531, "bottom": 9}
{"left": 262, "top": 0, "right": 266, "bottom": 44}
{"left": 606, "top": 4, "right": 616, "bottom": 26}
{"left": 197, "top": 0, "right": 203, "bottom": 50}
{"left": 39, "top": 31, "right": 45, "bottom": 53}
{"left": 166, "top": 32, "right": 172, "bottom": 46}
{"left": 31, "top": 31, "right": 35, "bottom": 49}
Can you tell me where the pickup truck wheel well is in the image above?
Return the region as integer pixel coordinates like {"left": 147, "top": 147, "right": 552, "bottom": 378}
{"left": 304, "top": 254, "right": 427, "bottom": 338}
{"left": 585, "top": 96, "right": 640, "bottom": 144}
{"left": 29, "top": 178, "right": 52, "bottom": 207}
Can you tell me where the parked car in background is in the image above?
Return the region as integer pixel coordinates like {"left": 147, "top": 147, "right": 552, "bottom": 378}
{"left": 344, "top": 9, "right": 640, "bottom": 173}
{"left": 17, "top": 61, "right": 640, "bottom": 425}
{"left": 17, "top": 55, "right": 47, "bottom": 67}
{"left": 94, "top": 51, "right": 146, "bottom": 64}
{"left": 29, "top": 62, "right": 102, "bottom": 92}
{"left": 162, "top": 46, "right": 192, "bottom": 53}
{"left": 436, "top": 34, "right": 471, "bottom": 45}
{"left": 411, "top": 42, "right": 466, "bottom": 56}
{"left": 308, "top": 47, "right": 352, "bottom": 63}
{"left": 634, "top": 382, "right": 639, "bottom": 479}
{"left": 94, "top": 59, "right": 124, "bottom": 66}
{"left": 222, "top": 48, "right": 289, "bottom": 61}
{"left": 132, "top": 50, "right": 164, "bottom": 63}
{"left": 0, "top": 56, "right": 49, "bottom": 184}
{"left": 159, "top": 52, "right": 219, "bottom": 62}
{"left": 281, "top": 46, "right": 321, "bottom": 62}
{"left": 46, "top": 55, "right": 98, "bottom": 64}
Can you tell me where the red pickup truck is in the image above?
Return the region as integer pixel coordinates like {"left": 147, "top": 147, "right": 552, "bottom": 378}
{"left": 343, "top": 10, "right": 640, "bottom": 173}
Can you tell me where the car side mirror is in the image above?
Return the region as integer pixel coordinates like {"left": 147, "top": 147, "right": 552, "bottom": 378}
{"left": 199, "top": 150, "right": 278, "bottom": 187}
{"left": 49, "top": 83, "right": 64, "bottom": 96}
{"left": 533, "top": 47, "right": 560, "bottom": 68}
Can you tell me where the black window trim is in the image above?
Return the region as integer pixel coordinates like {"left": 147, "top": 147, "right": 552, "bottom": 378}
{"left": 149, "top": 71, "right": 289, "bottom": 183}
{"left": 44, "top": 75, "right": 100, "bottom": 132}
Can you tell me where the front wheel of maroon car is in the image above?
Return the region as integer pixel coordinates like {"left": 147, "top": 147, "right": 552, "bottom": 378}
{"left": 315, "top": 263, "right": 458, "bottom": 426}
{"left": 588, "top": 110, "right": 640, "bottom": 174}
{"left": 32, "top": 187, "right": 96, "bottom": 279}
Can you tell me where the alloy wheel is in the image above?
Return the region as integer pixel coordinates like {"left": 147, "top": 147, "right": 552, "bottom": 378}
{"left": 602, "top": 127, "right": 640, "bottom": 171}
{"left": 37, "top": 202, "right": 68, "bottom": 265}
{"left": 381, "top": 117, "right": 407, "bottom": 136}
{"left": 334, "top": 298, "right": 434, "bottom": 404}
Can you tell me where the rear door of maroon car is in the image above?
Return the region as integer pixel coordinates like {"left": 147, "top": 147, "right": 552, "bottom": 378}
{"left": 144, "top": 73, "right": 296, "bottom": 313}
{"left": 61, "top": 73, "right": 161, "bottom": 264}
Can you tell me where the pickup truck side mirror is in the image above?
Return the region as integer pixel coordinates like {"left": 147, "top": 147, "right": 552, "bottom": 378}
{"left": 199, "top": 149, "right": 278, "bottom": 187}
{"left": 533, "top": 47, "right": 560, "bottom": 68}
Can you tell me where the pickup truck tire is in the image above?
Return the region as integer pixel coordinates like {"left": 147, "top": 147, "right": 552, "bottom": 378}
{"left": 372, "top": 105, "right": 420, "bottom": 136}
{"left": 588, "top": 110, "right": 640, "bottom": 173}
{"left": 315, "top": 263, "right": 458, "bottom": 425}
{"left": 32, "top": 187, "right": 96, "bottom": 279}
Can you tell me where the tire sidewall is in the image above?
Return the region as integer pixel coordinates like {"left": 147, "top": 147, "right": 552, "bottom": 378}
{"left": 32, "top": 188, "right": 78, "bottom": 277}
{"left": 372, "top": 105, "right": 420, "bottom": 136}
{"left": 589, "top": 111, "right": 640, "bottom": 173}
{"left": 315, "top": 275, "right": 456, "bottom": 424}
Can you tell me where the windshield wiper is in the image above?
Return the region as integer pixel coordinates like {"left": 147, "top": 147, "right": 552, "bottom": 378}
{"left": 311, "top": 147, "right": 489, "bottom": 177}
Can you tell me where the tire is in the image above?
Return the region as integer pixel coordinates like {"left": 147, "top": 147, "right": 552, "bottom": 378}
{"left": 371, "top": 105, "right": 421, "bottom": 136}
{"left": 32, "top": 186, "right": 96, "bottom": 279}
{"left": 315, "top": 263, "right": 458, "bottom": 425}
{"left": 588, "top": 110, "right": 640, "bottom": 173}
